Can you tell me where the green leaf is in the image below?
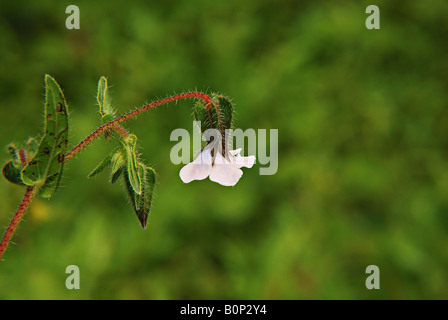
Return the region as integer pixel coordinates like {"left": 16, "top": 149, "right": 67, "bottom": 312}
{"left": 123, "top": 134, "right": 142, "bottom": 195}
{"left": 193, "top": 101, "right": 208, "bottom": 132}
{"left": 7, "top": 143, "right": 19, "bottom": 160}
{"left": 111, "top": 166, "right": 124, "bottom": 184}
{"left": 194, "top": 96, "right": 234, "bottom": 134}
{"left": 2, "top": 160, "right": 25, "bottom": 185}
{"left": 6, "top": 138, "right": 39, "bottom": 166}
{"left": 110, "top": 151, "right": 125, "bottom": 184}
{"left": 21, "top": 75, "right": 69, "bottom": 199}
{"left": 193, "top": 100, "right": 219, "bottom": 133}
{"left": 88, "top": 153, "right": 113, "bottom": 179}
{"left": 26, "top": 137, "right": 39, "bottom": 157}
{"left": 213, "top": 95, "right": 234, "bottom": 153}
{"left": 97, "top": 76, "right": 115, "bottom": 121}
{"left": 101, "top": 113, "right": 114, "bottom": 124}
{"left": 123, "top": 163, "right": 156, "bottom": 229}
{"left": 214, "top": 95, "right": 233, "bottom": 131}
{"left": 3, "top": 138, "right": 39, "bottom": 185}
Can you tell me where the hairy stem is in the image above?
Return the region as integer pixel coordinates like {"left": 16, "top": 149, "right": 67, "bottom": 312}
{"left": 0, "top": 187, "right": 35, "bottom": 260}
{"left": 0, "top": 91, "right": 212, "bottom": 260}
{"left": 64, "top": 92, "right": 211, "bottom": 162}
{"left": 110, "top": 125, "right": 130, "bottom": 139}
{"left": 18, "top": 149, "right": 27, "bottom": 167}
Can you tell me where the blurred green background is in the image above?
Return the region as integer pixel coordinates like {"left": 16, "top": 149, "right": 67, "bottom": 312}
{"left": 1, "top": 0, "right": 447, "bottom": 299}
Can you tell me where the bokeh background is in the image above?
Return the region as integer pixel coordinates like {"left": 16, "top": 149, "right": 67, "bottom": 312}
{"left": 0, "top": 0, "right": 447, "bottom": 299}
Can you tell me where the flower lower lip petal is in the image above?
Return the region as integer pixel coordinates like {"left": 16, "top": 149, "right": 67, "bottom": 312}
{"left": 179, "top": 162, "right": 212, "bottom": 183}
{"left": 179, "top": 148, "right": 213, "bottom": 183}
{"left": 209, "top": 163, "right": 243, "bottom": 186}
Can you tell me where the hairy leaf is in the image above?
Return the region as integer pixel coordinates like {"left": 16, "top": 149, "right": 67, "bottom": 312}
{"left": 110, "top": 151, "right": 125, "bottom": 184}
{"left": 213, "top": 95, "right": 233, "bottom": 131}
{"left": 21, "top": 75, "right": 69, "bottom": 198}
{"left": 97, "top": 76, "right": 115, "bottom": 121}
{"left": 88, "top": 153, "right": 113, "bottom": 179}
{"left": 123, "top": 163, "right": 156, "bottom": 229}
{"left": 193, "top": 101, "right": 219, "bottom": 133}
{"left": 2, "top": 138, "right": 40, "bottom": 185}
{"left": 123, "top": 134, "right": 142, "bottom": 195}
{"left": 2, "top": 160, "right": 25, "bottom": 185}
{"left": 7, "top": 143, "right": 19, "bottom": 160}
{"left": 213, "top": 95, "right": 234, "bottom": 154}
{"left": 26, "top": 137, "right": 39, "bottom": 156}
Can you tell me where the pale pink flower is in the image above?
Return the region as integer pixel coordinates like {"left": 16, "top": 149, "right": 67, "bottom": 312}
{"left": 179, "top": 148, "right": 255, "bottom": 186}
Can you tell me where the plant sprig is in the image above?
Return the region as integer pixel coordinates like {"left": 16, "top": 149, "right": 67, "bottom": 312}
{"left": 0, "top": 74, "right": 216, "bottom": 260}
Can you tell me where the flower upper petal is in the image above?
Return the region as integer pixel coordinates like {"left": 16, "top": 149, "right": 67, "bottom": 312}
{"left": 209, "top": 153, "right": 243, "bottom": 186}
{"left": 229, "top": 149, "right": 256, "bottom": 168}
{"left": 179, "top": 148, "right": 212, "bottom": 183}
{"left": 229, "top": 148, "right": 242, "bottom": 157}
